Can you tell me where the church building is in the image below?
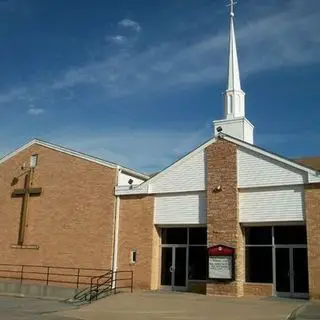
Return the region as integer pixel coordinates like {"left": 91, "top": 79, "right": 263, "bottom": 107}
{"left": 1, "top": 3, "right": 320, "bottom": 300}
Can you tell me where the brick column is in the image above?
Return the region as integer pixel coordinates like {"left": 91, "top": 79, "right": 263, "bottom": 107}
{"left": 305, "top": 184, "right": 320, "bottom": 299}
{"left": 205, "top": 138, "right": 244, "bottom": 297}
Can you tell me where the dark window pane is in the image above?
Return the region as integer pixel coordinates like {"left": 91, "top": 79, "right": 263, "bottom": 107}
{"left": 188, "top": 246, "right": 207, "bottom": 280}
{"left": 246, "top": 247, "right": 273, "bottom": 283}
{"left": 189, "top": 228, "right": 207, "bottom": 245}
{"left": 245, "top": 227, "right": 272, "bottom": 245}
{"left": 162, "top": 228, "right": 187, "bottom": 244}
{"left": 274, "top": 226, "right": 307, "bottom": 245}
{"left": 161, "top": 247, "right": 172, "bottom": 285}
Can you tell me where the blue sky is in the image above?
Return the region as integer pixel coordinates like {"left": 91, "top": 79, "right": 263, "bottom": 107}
{"left": 0, "top": 0, "right": 319, "bottom": 173}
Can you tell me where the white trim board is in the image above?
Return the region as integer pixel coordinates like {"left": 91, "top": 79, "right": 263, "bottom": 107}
{"left": 0, "top": 138, "right": 149, "bottom": 180}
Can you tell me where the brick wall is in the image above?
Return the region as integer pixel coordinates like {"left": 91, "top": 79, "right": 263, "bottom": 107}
{"left": 305, "top": 183, "right": 320, "bottom": 299}
{"left": 188, "top": 281, "right": 206, "bottom": 295}
{"left": 243, "top": 283, "right": 273, "bottom": 297}
{"left": 205, "top": 138, "right": 244, "bottom": 297}
{"left": 117, "top": 195, "right": 157, "bottom": 290}
{"left": 0, "top": 144, "right": 117, "bottom": 273}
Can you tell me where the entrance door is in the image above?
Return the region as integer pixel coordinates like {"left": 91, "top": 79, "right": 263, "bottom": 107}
{"left": 276, "top": 248, "right": 290, "bottom": 295}
{"left": 292, "top": 248, "right": 309, "bottom": 297}
{"left": 276, "top": 247, "right": 308, "bottom": 298}
{"left": 161, "top": 246, "right": 187, "bottom": 291}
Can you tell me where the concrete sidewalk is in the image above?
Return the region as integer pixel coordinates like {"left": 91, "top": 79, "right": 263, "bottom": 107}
{"left": 59, "top": 291, "right": 305, "bottom": 320}
{"left": 288, "top": 302, "right": 320, "bottom": 319}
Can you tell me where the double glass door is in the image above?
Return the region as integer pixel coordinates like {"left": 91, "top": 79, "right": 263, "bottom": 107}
{"left": 276, "top": 246, "right": 308, "bottom": 298}
{"left": 161, "top": 246, "right": 187, "bottom": 291}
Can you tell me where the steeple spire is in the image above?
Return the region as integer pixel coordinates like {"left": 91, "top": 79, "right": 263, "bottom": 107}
{"left": 224, "top": 0, "right": 245, "bottom": 119}
{"left": 213, "top": 0, "right": 254, "bottom": 144}
{"left": 227, "top": 0, "right": 241, "bottom": 91}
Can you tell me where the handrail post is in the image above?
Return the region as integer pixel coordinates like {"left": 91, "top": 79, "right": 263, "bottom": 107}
{"left": 131, "top": 270, "right": 133, "bottom": 293}
{"left": 76, "top": 268, "right": 80, "bottom": 289}
{"left": 46, "top": 267, "right": 50, "bottom": 286}
{"left": 20, "top": 265, "right": 24, "bottom": 286}
{"left": 96, "top": 278, "right": 99, "bottom": 301}
{"left": 89, "top": 277, "right": 93, "bottom": 303}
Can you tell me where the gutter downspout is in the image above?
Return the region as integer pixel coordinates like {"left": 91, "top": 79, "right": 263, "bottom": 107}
{"left": 112, "top": 167, "right": 121, "bottom": 288}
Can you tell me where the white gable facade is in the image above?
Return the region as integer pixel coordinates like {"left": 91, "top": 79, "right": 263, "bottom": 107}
{"left": 116, "top": 135, "right": 320, "bottom": 226}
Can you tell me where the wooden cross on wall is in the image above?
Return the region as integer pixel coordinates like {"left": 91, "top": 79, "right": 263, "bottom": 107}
{"left": 12, "top": 169, "right": 42, "bottom": 245}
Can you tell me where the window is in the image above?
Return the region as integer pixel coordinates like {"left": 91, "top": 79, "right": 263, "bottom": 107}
{"left": 274, "top": 226, "right": 307, "bottom": 245}
{"left": 130, "top": 249, "right": 137, "bottom": 264}
{"left": 245, "top": 227, "right": 273, "bottom": 283}
{"left": 245, "top": 227, "right": 272, "bottom": 245}
{"left": 188, "top": 246, "right": 207, "bottom": 280}
{"left": 246, "top": 247, "right": 273, "bottom": 283}
{"left": 30, "top": 154, "right": 38, "bottom": 168}
{"left": 189, "top": 228, "right": 207, "bottom": 245}
{"left": 161, "top": 228, "right": 187, "bottom": 244}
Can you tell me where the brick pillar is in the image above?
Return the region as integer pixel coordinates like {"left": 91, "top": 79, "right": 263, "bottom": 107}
{"left": 205, "top": 138, "right": 244, "bottom": 297}
{"left": 305, "top": 184, "right": 320, "bottom": 299}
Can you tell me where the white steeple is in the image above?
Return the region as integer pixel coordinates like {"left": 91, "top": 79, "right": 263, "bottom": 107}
{"left": 213, "top": 0, "right": 254, "bottom": 144}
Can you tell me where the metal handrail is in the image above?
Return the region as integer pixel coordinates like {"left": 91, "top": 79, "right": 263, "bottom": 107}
{"left": 88, "top": 270, "right": 133, "bottom": 303}
{"left": 0, "top": 264, "right": 134, "bottom": 303}
{"left": 0, "top": 263, "right": 109, "bottom": 288}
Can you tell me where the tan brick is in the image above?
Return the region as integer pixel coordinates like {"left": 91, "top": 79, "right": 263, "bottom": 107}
{"left": 205, "top": 138, "right": 244, "bottom": 297}
{"left": 117, "top": 195, "right": 158, "bottom": 290}
{"left": 243, "top": 283, "right": 273, "bottom": 297}
{"left": 305, "top": 184, "right": 320, "bottom": 299}
{"left": 0, "top": 145, "right": 116, "bottom": 274}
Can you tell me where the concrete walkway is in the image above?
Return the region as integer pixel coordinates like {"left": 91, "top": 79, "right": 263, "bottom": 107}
{"left": 59, "top": 291, "right": 304, "bottom": 320}
{"left": 288, "top": 302, "right": 320, "bottom": 319}
{"left": 0, "top": 295, "right": 78, "bottom": 320}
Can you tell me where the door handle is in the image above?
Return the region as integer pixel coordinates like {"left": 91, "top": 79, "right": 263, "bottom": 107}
{"left": 169, "top": 266, "right": 174, "bottom": 273}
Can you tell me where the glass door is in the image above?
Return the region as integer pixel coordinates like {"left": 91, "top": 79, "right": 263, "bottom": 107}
{"left": 292, "top": 247, "right": 309, "bottom": 298}
{"left": 276, "top": 248, "right": 291, "bottom": 296}
{"left": 276, "top": 246, "right": 309, "bottom": 298}
{"left": 173, "top": 247, "right": 187, "bottom": 290}
{"left": 160, "top": 246, "right": 187, "bottom": 291}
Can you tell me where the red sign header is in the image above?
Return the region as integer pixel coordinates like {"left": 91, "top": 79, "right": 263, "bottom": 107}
{"left": 208, "top": 245, "right": 234, "bottom": 256}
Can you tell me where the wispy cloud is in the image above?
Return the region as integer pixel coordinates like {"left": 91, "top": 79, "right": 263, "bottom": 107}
{"left": 0, "top": 88, "right": 26, "bottom": 104}
{"left": 118, "top": 19, "right": 141, "bottom": 32}
{"left": 0, "top": 1, "right": 319, "bottom": 106}
{"left": 47, "top": 124, "right": 209, "bottom": 172}
{"left": 106, "top": 35, "right": 127, "bottom": 44}
{"left": 27, "top": 107, "right": 44, "bottom": 115}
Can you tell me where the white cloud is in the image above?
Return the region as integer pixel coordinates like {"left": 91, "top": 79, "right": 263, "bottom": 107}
{"left": 1, "top": 1, "right": 319, "bottom": 105}
{"left": 118, "top": 19, "right": 141, "bottom": 32}
{"left": 49, "top": 2, "right": 320, "bottom": 98}
{"left": 0, "top": 87, "right": 26, "bottom": 104}
{"left": 27, "top": 107, "right": 44, "bottom": 115}
{"left": 106, "top": 35, "right": 127, "bottom": 44}
{"left": 48, "top": 125, "right": 210, "bottom": 173}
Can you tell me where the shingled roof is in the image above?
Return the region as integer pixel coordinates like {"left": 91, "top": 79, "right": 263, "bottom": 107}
{"left": 294, "top": 157, "right": 320, "bottom": 171}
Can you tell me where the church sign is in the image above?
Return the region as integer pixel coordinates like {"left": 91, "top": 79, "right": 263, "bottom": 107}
{"left": 208, "top": 245, "right": 234, "bottom": 280}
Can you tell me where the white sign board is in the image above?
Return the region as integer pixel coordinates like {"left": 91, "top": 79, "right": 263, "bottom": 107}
{"left": 208, "top": 256, "right": 233, "bottom": 279}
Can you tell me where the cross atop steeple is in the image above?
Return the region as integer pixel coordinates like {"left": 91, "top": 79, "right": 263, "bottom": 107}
{"left": 227, "top": 0, "right": 237, "bottom": 17}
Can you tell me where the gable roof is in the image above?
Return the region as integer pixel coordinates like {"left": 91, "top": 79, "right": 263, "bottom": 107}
{"left": 115, "top": 132, "right": 320, "bottom": 195}
{"left": 221, "top": 133, "right": 319, "bottom": 176}
{"left": 0, "top": 138, "right": 149, "bottom": 180}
